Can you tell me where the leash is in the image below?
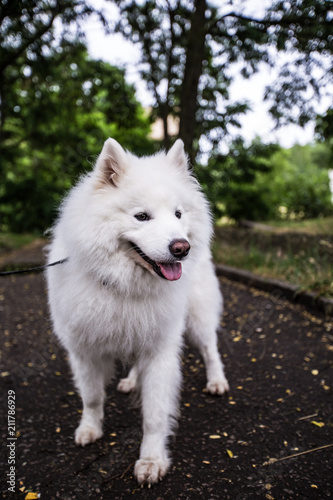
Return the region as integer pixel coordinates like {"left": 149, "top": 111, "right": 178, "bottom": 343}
{"left": 0, "top": 258, "right": 69, "bottom": 276}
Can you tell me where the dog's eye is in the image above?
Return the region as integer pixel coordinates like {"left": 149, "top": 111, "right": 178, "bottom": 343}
{"left": 175, "top": 210, "right": 182, "bottom": 219}
{"left": 135, "top": 212, "right": 150, "bottom": 222}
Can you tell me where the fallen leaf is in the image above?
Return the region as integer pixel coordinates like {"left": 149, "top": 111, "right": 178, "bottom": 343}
{"left": 226, "top": 449, "right": 234, "bottom": 458}
{"left": 311, "top": 421, "right": 325, "bottom": 427}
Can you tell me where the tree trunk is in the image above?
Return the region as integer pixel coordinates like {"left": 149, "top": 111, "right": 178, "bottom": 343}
{"left": 0, "top": 79, "right": 4, "bottom": 142}
{"left": 162, "top": 105, "right": 170, "bottom": 150}
{"left": 179, "top": 0, "right": 206, "bottom": 163}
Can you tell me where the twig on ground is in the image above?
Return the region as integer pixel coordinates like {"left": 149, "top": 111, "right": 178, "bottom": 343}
{"left": 263, "top": 444, "right": 333, "bottom": 466}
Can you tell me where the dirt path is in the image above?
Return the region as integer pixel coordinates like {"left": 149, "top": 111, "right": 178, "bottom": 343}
{"left": 0, "top": 270, "right": 332, "bottom": 499}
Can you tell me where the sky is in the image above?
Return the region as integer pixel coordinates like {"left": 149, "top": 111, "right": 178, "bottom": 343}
{"left": 80, "top": 0, "right": 326, "bottom": 149}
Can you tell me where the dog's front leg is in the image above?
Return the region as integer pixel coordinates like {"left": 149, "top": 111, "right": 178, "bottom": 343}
{"left": 135, "top": 343, "right": 182, "bottom": 485}
{"left": 69, "top": 352, "right": 106, "bottom": 446}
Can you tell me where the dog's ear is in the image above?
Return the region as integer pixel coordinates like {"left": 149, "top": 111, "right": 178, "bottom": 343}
{"left": 95, "top": 138, "right": 127, "bottom": 187}
{"left": 167, "top": 139, "right": 189, "bottom": 172}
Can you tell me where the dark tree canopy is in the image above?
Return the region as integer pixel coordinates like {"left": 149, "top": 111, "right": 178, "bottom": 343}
{"left": 0, "top": 1, "right": 154, "bottom": 232}
{"left": 0, "top": 0, "right": 109, "bottom": 136}
{"left": 112, "top": 0, "right": 333, "bottom": 160}
{"left": 1, "top": 0, "right": 332, "bottom": 230}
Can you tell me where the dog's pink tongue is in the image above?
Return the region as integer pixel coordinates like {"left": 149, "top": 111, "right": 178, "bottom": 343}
{"left": 159, "top": 262, "right": 182, "bottom": 281}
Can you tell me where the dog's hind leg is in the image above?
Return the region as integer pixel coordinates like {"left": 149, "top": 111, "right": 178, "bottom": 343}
{"left": 117, "top": 364, "right": 138, "bottom": 393}
{"left": 186, "top": 261, "right": 229, "bottom": 395}
{"left": 69, "top": 352, "right": 107, "bottom": 446}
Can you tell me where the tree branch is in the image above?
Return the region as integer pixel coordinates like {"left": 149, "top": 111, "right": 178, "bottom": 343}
{"left": 0, "top": 1, "right": 60, "bottom": 74}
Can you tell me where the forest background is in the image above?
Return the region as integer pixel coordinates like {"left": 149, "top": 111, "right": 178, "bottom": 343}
{"left": 1, "top": 0, "right": 333, "bottom": 232}
{"left": 0, "top": 0, "right": 333, "bottom": 296}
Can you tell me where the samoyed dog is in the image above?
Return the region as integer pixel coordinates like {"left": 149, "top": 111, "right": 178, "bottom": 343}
{"left": 47, "top": 138, "right": 229, "bottom": 485}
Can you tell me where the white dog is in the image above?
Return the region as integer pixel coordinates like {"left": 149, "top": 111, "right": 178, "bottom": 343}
{"left": 46, "top": 138, "right": 229, "bottom": 485}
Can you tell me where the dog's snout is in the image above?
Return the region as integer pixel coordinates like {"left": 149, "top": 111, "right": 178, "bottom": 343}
{"left": 169, "top": 239, "right": 190, "bottom": 259}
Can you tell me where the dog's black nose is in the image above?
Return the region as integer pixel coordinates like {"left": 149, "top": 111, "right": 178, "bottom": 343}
{"left": 169, "top": 239, "right": 190, "bottom": 259}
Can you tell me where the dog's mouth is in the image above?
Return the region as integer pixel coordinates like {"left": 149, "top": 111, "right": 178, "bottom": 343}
{"left": 130, "top": 243, "right": 182, "bottom": 281}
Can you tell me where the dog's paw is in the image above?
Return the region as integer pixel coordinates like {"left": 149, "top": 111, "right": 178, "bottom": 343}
{"left": 206, "top": 378, "right": 229, "bottom": 395}
{"left": 117, "top": 377, "right": 136, "bottom": 393}
{"left": 75, "top": 423, "right": 103, "bottom": 446}
{"left": 134, "top": 457, "right": 170, "bottom": 485}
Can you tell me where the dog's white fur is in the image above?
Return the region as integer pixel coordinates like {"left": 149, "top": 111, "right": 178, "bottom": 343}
{"left": 47, "top": 138, "right": 229, "bottom": 485}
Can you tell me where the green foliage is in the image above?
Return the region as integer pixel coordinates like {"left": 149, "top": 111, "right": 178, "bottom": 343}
{"left": 112, "top": 0, "right": 333, "bottom": 160}
{"left": 265, "top": 144, "right": 333, "bottom": 220}
{"left": 315, "top": 108, "right": 333, "bottom": 163}
{"left": 214, "top": 227, "right": 333, "bottom": 297}
{"left": 0, "top": 0, "right": 155, "bottom": 233}
{"left": 263, "top": 0, "right": 333, "bottom": 127}
{"left": 197, "top": 139, "right": 333, "bottom": 222}
{"left": 197, "top": 138, "right": 280, "bottom": 220}
{"left": 0, "top": 40, "right": 154, "bottom": 233}
{"left": 1, "top": 0, "right": 332, "bottom": 233}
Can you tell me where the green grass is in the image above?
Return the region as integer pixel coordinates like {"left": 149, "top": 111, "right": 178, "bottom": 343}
{"left": 0, "top": 233, "right": 38, "bottom": 254}
{"left": 216, "top": 216, "right": 333, "bottom": 235}
{"left": 262, "top": 216, "right": 333, "bottom": 235}
{"left": 213, "top": 216, "right": 333, "bottom": 298}
{"left": 1, "top": 219, "right": 333, "bottom": 298}
{"left": 213, "top": 239, "right": 333, "bottom": 298}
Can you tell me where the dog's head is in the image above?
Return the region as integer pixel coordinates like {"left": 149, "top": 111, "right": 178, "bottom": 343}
{"left": 91, "top": 138, "right": 211, "bottom": 281}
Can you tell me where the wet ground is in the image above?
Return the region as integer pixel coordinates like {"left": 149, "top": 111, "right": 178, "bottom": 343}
{"left": 0, "top": 269, "right": 332, "bottom": 500}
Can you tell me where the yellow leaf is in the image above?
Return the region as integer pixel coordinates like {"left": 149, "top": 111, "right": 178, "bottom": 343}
{"left": 311, "top": 421, "right": 325, "bottom": 427}
{"left": 209, "top": 435, "right": 221, "bottom": 439}
{"left": 226, "top": 449, "right": 234, "bottom": 458}
{"left": 25, "top": 494, "right": 40, "bottom": 500}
